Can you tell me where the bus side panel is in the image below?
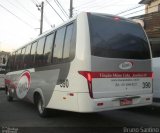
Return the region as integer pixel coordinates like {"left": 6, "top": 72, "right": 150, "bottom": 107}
{"left": 46, "top": 13, "right": 91, "bottom": 111}
{"left": 6, "top": 68, "right": 60, "bottom": 107}
{"left": 46, "top": 90, "right": 79, "bottom": 111}
{"left": 6, "top": 70, "right": 25, "bottom": 99}
{"left": 27, "top": 68, "right": 60, "bottom": 105}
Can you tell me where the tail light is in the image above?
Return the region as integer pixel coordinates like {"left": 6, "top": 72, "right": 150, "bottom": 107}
{"left": 151, "top": 72, "right": 154, "bottom": 79}
{"left": 78, "top": 71, "right": 93, "bottom": 98}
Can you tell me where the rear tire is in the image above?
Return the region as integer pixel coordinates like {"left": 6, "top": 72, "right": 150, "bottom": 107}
{"left": 37, "top": 95, "right": 48, "bottom": 117}
{"left": 7, "top": 91, "right": 13, "bottom": 102}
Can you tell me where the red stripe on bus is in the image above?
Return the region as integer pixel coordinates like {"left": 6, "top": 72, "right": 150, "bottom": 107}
{"left": 79, "top": 72, "right": 153, "bottom": 79}
{"left": 5, "top": 79, "right": 17, "bottom": 89}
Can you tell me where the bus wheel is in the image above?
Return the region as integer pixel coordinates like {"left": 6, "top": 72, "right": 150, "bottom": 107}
{"left": 37, "top": 96, "right": 48, "bottom": 117}
{"left": 7, "top": 91, "right": 13, "bottom": 102}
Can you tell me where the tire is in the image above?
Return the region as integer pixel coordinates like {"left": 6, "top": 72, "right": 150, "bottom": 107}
{"left": 7, "top": 91, "right": 13, "bottom": 102}
{"left": 37, "top": 95, "right": 48, "bottom": 117}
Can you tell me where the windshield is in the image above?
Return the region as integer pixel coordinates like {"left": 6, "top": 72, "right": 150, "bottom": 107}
{"left": 88, "top": 13, "right": 151, "bottom": 59}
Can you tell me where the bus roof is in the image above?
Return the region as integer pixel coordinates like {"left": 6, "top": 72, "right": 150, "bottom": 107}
{"left": 12, "top": 12, "right": 138, "bottom": 53}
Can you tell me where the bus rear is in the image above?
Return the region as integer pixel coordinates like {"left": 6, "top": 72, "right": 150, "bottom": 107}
{"left": 77, "top": 13, "right": 153, "bottom": 112}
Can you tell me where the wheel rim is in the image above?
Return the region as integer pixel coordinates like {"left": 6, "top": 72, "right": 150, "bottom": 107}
{"left": 38, "top": 98, "right": 44, "bottom": 114}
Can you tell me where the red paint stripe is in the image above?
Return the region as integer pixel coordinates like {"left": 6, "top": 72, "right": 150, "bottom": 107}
{"left": 5, "top": 79, "right": 11, "bottom": 84}
{"left": 20, "top": 71, "right": 31, "bottom": 88}
{"left": 5, "top": 79, "right": 17, "bottom": 89}
{"left": 79, "top": 71, "right": 153, "bottom": 78}
{"left": 5, "top": 71, "right": 31, "bottom": 92}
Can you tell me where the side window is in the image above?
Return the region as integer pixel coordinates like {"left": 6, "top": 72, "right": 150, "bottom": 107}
{"left": 35, "top": 37, "right": 45, "bottom": 67}
{"left": 15, "top": 50, "right": 22, "bottom": 70}
{"left": 63, "top": 24, "right": 74, "bottom": 59}
{"left": 53, "top": 27, "right": 66, "bottom": 63}
{"left": 14, "top": 52, "right": 17, "bottom": 69}
{"left": 19, "top": 47, "right": 26, "bottom": 69}
{"left": 44, "top": 33, "right": 55, "bottom": 64}
{"left": 11, "top": 52, "right": 16, "bottom": 71}
{"left": 6, "top": 54, "right": 12, "bottom": 72}
{"left": 24, "top": 44, "right": 31, "bottom": 68}
{"left": 30, "top": 42, "right": 37, "bottom": 67}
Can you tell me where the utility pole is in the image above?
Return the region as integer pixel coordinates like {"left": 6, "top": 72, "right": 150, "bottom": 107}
{"left": 36, "top": 2, "right": 44, "bottom": 34}
{"left": 69, "top": 0, "right": 73, "bottom": 18}
{"left": 40, "top": 1, "right": 44, "bottom": 35}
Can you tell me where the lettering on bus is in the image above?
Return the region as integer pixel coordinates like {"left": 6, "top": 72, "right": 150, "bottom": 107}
{"left": 16, "top": 71, "right": 31, "bottom": 99}
{"left": 99, "top": 72, "right": 151, "bottom": 78}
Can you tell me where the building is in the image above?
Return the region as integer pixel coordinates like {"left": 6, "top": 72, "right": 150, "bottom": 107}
{"left": 131, "top": 11, "right": 160, "bottom": 57}
{"left": 139, "top": 0, "right": 160, "bottom": 14}
{"left": 0, "top": 51, "right": 10, "bottom": 72}
{"left": 132, "top": 11, "right": 160, "bottom": 38}
{"left": 0, "top": 51, "right": 9, "bottom": 89}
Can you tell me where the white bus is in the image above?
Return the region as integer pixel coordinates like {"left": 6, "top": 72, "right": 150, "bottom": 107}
{"left": 5, "top": 12, "right": 153, "bottom": 117}
{"left": 150, "top": 39, "right": 160, "bottom": 105}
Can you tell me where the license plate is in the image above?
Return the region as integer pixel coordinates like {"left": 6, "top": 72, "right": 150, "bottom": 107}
{"left": 120, "top": 98, "right": 133, "bottom": 106}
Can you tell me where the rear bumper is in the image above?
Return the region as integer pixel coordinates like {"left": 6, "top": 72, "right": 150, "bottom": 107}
{"left": 77, "top": 93, "right": 152, "bottom": 112}
{"left": 152, "top": 97, "right": 160, "bottom": 106}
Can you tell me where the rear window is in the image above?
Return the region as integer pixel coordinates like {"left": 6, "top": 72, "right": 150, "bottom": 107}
{"left": 88, "top": 13, "right": 150, "bottom": 59}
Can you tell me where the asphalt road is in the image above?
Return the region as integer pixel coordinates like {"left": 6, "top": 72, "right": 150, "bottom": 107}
{"left": 0, "top": 90, "right": 160, "bottom": 132}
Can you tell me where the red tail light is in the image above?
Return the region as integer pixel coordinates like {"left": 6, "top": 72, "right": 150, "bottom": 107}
{"left": 78, "top": 71, "right": 93, "bottom": 98}
{"left": 151, "top": 72, "right": 154, "bottom": 79}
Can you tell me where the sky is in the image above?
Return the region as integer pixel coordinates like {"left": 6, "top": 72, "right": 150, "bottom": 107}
{"left": 0, "top": 0, "right": 145, "bottom": 52}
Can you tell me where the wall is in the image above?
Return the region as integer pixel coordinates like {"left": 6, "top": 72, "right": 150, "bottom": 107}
{"left": 146, "top": 0, "right": 160, "bottom": 13}
{"left": 144, "top": 11, "right": 160, "bottom": 38}
{"left": 0, "top": 52, "right": 9, "bottom": 66}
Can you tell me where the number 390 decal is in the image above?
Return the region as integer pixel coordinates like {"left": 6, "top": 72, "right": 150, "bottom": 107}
{"left": 142, "top": 82, "right": 151, "bottom": 88}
